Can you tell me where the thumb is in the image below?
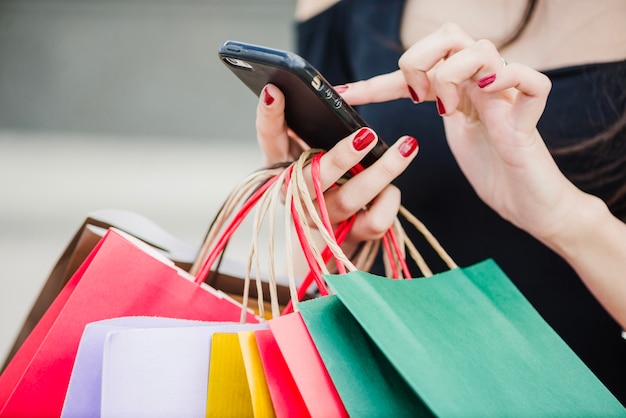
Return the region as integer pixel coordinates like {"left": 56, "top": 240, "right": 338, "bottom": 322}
{"left": 256, "top": 84, "right": 291, "bottom": 165}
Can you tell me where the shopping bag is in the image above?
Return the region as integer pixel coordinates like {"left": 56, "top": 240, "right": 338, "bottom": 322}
{"left": 275, "top": 151, "right": 624, "bottom": 415}
{"left": 1, "top": 149, "right": 332, "bottom": 418}
{"left": 254, "top": 329, "right": 310, "bottom": 418}
{"left": 239, "top": 330, "right": 275, "bottom": 418}
{"left": 98, "top": 319, "right": 267, "bottom": 418}
{"left": 322, "top": 261, "right": 625, "bottom": 416}
{"left": 298, "top": 296, "right": 430, "bottom": 417}
{"left": 0, "top": 229, "right": 255, "bottom": 418}
{"left": 195, "top": 150, "right": 381, "bottom": 417}
{"left": 62, "top": 316, "right": 216, "bottom": 418}
{"left": 2, "top": 209, "right": 199, "bottom": 371}
{"left": 206, "top": 333, "right": 254, "bottom": 417}
{"left": 268, "top": 313, "right": 348, "bottom": 418}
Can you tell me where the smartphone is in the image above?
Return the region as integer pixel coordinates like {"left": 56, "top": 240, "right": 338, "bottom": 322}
{"left": 218, "top": 40, "right": 387, "bottom": 168}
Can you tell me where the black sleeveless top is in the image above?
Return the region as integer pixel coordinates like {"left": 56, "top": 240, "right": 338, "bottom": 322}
{"left": 297, "top": 0, "right": 626, "bottom": 403}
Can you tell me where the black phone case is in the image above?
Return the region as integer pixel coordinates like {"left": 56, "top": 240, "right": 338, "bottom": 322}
{"left": 218, "top": 40, "right": 387, "bottom": 168}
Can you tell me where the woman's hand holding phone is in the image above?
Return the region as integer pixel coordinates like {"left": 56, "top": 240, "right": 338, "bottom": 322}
{"left": 256, "top": 83, "right": 419, "bottom": 247}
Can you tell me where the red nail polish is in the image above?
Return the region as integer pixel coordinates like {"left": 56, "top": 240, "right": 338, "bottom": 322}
{"left": 478, "top": 73, "right": 496, "bottom": 88}
{"left": 353, "top": 128, "right": 376, "bottom": 151}
{"left": 436, "top": 96, "right": 446, "bottom": 116}
{"left": 263, "top": 87, "right": 275, "bottom": 106}
{"left": 334, "top": 85, "right": 349, "bottom": 94}
{"left": 408, "top": 86, "right": 419, "bottom": 103}
{"left": 398, "top": 136, "right": 418, "bottom": 157}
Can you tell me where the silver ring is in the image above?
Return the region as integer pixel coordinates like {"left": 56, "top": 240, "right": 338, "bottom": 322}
{"left": 501, "top": 57, "right": 509, "bottom": 68}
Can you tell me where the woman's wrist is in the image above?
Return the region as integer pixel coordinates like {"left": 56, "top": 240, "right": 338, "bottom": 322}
{"left": 539, "top": 190, "right": 611, "bottom": 262}
{"left": 539, "top": 189, "right": 626, "bottom": 329}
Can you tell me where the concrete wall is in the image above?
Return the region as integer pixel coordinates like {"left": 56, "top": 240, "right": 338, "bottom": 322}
{"left": 0, "top": 0, "right": 295, "bottom": 139}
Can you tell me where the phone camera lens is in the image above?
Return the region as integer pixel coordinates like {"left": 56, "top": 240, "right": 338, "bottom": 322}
{"left": 224, "top": 57, "right": 253, "bottom": 70}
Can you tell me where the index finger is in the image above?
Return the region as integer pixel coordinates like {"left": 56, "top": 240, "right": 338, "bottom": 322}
{"left": 398, "top": 23, "right": 475, "bottom": 101}
{"left": 339, "top": 70, "right": 410, "bottom": 106}
{"left": 339, "top": 23, "right": 476, "bottom": 106}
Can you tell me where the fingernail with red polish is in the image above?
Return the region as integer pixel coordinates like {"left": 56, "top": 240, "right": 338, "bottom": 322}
{"left": 478, "top": 73, "right": 496, "bottom": 88}
{"left": 436, "top": 96, "right": 446, "bottom": 116}
{"left": 408, "top": 85, "right": 419, "bottom": 103}
{"left": 263, "top": 87, "right": 275, "bottom": 106}
{"left": 353, "top": 128, "right": 376, "bottom": 151}
{"left": 398, "top": 136, "right": 418, "bottom": 157}
{"left": 334, "top": 84, "right": 349, "bottom": 94}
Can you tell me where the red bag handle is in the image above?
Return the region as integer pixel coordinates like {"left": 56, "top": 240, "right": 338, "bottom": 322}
{"left": 194, "top": 174, "right": 280, "bottom": 284}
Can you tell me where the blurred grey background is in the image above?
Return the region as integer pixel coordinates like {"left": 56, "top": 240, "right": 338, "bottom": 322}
{"left": 0, "top": 0, "right": 295, "bottom": 362}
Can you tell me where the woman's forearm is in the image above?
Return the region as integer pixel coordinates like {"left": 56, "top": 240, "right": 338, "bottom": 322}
{"left": 543, "top": 191, "right": 626, "bottom": 330}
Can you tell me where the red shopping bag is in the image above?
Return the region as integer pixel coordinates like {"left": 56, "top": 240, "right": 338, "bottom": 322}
{"left": 268, "top": 313, "right": 348, "bottom": 418}
{"left": 0, "top": 229, "right": 255, "bottom": 418}
{"left": 254, "top": 329, "right": 310, "bottom": 418}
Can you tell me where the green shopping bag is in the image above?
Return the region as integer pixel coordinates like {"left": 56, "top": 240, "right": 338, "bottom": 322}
{"left": 298, "top": 296, "right": 432, "bottom": 417}
{"left": 283, "top": 154, "right": 624, "bottom": 415}
{"left": 318, "top": 259, "right": 624, "bottom": 417}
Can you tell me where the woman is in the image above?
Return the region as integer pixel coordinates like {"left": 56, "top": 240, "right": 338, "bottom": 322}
{"left": 259, "top": 0, "right": 626, "bottom": 403}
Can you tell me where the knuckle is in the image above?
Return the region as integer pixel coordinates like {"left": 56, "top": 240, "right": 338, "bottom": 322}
{"left": 474, "top": 38, "right": 497, "bottom": 54}
{"left": 363, "top": 219, "right": 390, "bottom": 240}
{"left": 255, "top": 115, "right": 281, "bottom": 139}
{"left": 398, "top": 53, "right": 411, "bottom": 70}
{"left": 398, "top": 58, "right": 419, "bottom": 79}
{"left": 333, "top": 191, "right": 361, "bottom": 216}
{"left": 379, "top": 155, "right": 404, "bottom": 179}
{"left": 439, "top": 22, "right": 463, "bottom": 37}
{"left": 363, "top": 190, "right": 401, "bottom": 238}
{"left": 326, "top": 147, "right": 351, "bottom": 170}
{"left": 537, "top": 73, "right": 553, "bottom": 94}
{"left": 474, "top": 39, "right": 503, "bottom": 63}
{"left": 385, "top": 184, "right": 402, "bottom": 202}
{"left": 358, "top": 78, "right": 378, "bottom": 102}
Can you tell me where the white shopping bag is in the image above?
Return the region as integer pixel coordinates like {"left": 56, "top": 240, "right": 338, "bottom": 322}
{"left": 62, "top": 316, "right": 267, "bottom": 418}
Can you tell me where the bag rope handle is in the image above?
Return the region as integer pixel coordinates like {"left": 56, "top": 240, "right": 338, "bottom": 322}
{"left": 191, "top": 147, "right": 459, "bottom": 321}
{"left": 398, "top": 205, "right": 457, "bottom": 273}
{"left": 189, "top": 166, "right": 284, "bottom": 277}
{"left": 193, "top": 150, "right": 353, "bottom": 318}
{"left": 284, "top": 152, "right": 459, "bottom": 280}
{"left": 193, "top": 172, "right": 281, "bottom": 284}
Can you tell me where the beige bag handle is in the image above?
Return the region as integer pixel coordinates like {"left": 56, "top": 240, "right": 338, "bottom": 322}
{"left": 286, "top": 149, "right": 457, "bottom": 281}
{"left": 190, "top": 149, "right": 459, "bottom": 319}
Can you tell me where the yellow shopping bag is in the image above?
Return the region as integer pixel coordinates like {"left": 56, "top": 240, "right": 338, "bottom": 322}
{"left": 206, "top": 332, "right": 276, "bottom": 418}
{"left": 206, "top": 333, "right": 253, "bottom": 417}
{"left": 239, "top": 331, "right": 275, "bottom": 418}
